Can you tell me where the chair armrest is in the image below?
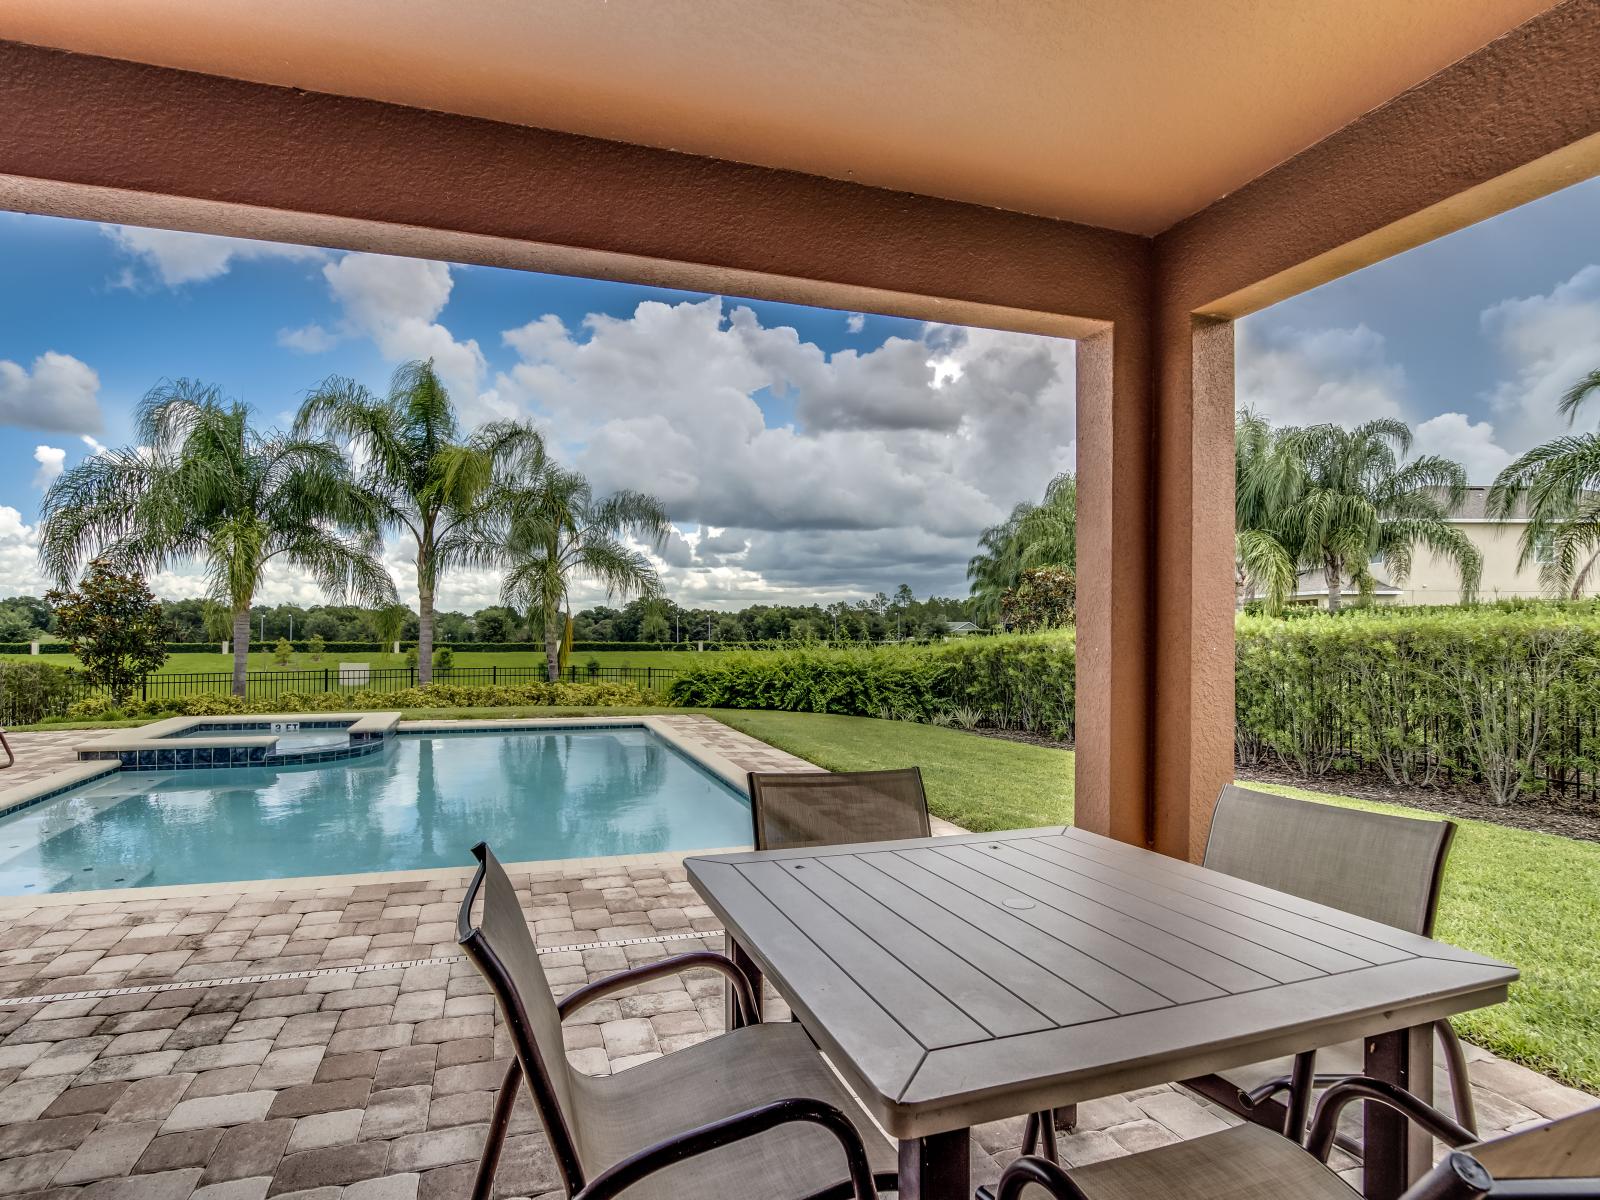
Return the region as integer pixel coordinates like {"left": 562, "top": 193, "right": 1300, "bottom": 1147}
{"left": 991, "top": 1155, "right": 1093, "bottom": 1200}
{"left": 556, "top": 950, "right": 758, "bottom": 1027}
{"left": 570, "top": 1097, "right": 879, "bottom": 1200}
{"left": 1305, "top": 1077, "right": 1478, "bottom": 1163}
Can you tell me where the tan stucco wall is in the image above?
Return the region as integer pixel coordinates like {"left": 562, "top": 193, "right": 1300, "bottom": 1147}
{"left": 1398, "top": 522, "right": 1599, "bottom": 604}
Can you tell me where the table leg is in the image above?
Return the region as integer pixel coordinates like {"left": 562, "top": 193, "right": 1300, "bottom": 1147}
{"left": 899, "top": 1128, "right": 970, "bottom": 1200}
{"left": 1363, "top": 1025, "right": 1434, "bottom": 1200}
{"left": 726, "top": 936, "right": 764, "bottom": 1027}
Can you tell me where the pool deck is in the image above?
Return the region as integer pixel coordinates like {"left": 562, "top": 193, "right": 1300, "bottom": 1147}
{"left": 0, "top": 716, "right": 1590, "bottom": 1199}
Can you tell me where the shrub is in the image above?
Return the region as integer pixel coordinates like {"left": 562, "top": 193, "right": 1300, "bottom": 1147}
{"left": 0, "top": 661, "right": 84, "bottom": 724}
{"left": 433, "top": 647, "right": 454, "bottom": 672}
{"left": 668, "top": 635, "right": 1076, "bottom": 737}
{"left": 273, "top": 637, "right": 294, "bottom": 666}
{"left": 668, "top": 646, "right": 956, "bottom": 720}
{"left": 308, "top": 634, "right": 326, "bottom": 662}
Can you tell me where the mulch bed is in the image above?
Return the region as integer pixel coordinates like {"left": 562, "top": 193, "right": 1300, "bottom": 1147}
{"left": 969, "top": 727, "right": 1600, "bottom": 843}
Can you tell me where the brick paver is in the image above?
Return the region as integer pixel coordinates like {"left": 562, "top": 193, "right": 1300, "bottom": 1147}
{"left": 0, "top": 717, "right": 1590, "bottom": 1198}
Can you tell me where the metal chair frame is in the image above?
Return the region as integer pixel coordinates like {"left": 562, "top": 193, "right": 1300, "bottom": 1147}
{"left": 993, "top": 1078, "right": 1598, "bottom": 1200}
{"left": 456, "top": 842, "right": 892, "bottom": 1200}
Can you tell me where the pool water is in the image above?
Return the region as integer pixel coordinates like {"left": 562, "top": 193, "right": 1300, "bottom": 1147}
{"left": 0, "top": 728, "right": 752, "bottom": 894}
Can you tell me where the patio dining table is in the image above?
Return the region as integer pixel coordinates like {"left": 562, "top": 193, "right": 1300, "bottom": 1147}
{"left": 685, "top": 826, "right": 1516, "bottom": 1200}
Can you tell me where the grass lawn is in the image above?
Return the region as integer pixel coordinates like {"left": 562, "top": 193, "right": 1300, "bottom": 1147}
{"left": 712, "top": 710, "right": 1075, "bottom": 832}
{"left": 1, "top": 648, "right": 716, "bottom": 674}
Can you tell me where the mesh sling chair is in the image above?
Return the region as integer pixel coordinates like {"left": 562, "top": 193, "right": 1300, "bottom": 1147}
{"left": 456, "top": 843, "right": 898, "bottom": 1200}
{"left": 1178, "top": 785, "right": 1473, "bottom": 1151}
{"left": 747, "top": 768, "right": 932, "bottom": 851}
{"left": 987, "top": 1081, "right": 1600, "bottom": 1200}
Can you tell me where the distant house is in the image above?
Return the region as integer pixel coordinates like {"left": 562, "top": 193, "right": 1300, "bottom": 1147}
{"left": 944, "top": 620, "right": 983, "bottom": 635}
{"left": 1283, "top": 571, "right": 1402, "bottom": 608}
{"left": 1400, "top": 486, "right": 1597, "bottom": 604}
{"left": 1260, "top": 487, "right": 1599, "bottom": 609}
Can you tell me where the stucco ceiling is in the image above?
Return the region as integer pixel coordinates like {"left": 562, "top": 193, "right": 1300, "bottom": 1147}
{"left": 0, "top": 0, "right": 1563, "bottom": 235}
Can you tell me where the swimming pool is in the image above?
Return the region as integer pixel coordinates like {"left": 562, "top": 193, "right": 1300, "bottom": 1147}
{"left": 0, "top": 726, "right": 752, "bottom": 894}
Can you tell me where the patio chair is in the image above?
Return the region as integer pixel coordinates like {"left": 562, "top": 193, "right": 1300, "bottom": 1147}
{"left": 747, "top": 767, "right": 931, "bottom": 851}
{"left": 1179, "top": 784, "right": 1473, "bottom": 1151}
{"left": 987, "top": 1078, "right": 1600, "bottom": 1200}
{"left": 456, "top": 842, "right": 897, "bottom": 1200}
{"left": 0, "top": 726, "right": 12, "bottom": 769}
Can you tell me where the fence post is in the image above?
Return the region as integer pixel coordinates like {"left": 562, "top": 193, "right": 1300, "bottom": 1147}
{"left": 493, "top": 665, "right": 497, "bottom": 685}
{"left": 410, "top": 667, "right": 417, "bottom": 688}
{"left": 324, "top": 668, "right": 330, "bottom": 694}
{"left": 141, "top": 676, "right": 147, "bottom": 702}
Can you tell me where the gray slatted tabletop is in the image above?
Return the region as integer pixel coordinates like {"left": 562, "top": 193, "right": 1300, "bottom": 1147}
{"left": 686, "top": 826, "right": 1516, "bottom": 1200}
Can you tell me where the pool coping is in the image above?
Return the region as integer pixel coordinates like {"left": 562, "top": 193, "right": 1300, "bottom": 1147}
{"left": 0, "top": 712, "right": 782, "bottom": 906}
{"left": 0, "top": 843, "right": 751, "bottom": 910}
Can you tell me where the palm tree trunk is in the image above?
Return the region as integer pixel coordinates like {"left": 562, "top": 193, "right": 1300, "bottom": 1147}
{"left": 1324, "top": 557, "right": 1343, "bottom": 614}
{"left": 544, "top": 601, "right": 561, "bottom": 683}
{"left": 417, "top": 580, "right": 434, "bottom": 686}
{"left": 231, "top": 607, "right": 251, "bottom": 698}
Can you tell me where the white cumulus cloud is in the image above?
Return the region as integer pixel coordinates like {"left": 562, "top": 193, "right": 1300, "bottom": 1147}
{"left": 31, "top": 445, "right": 65, "bottom": 490}
{"left": 494, "top": 296, "right": 1077, "bottom": 602}
{"left": 1236, "top": 323, "right": 1407, "bottom": 427}
{"left": 0, "top": 507, "right": 48, "bottom": 599}
{"left": 846, "top": 313, "right": 865, "bottom": 333}
{"left": 317, "top": 254, "right": 499, "bottom": 422}
{"left": 1481, "top": 264, "right": 1600, "bottom": 452}
{"left": 1412, "top": 413, "right": 1514, "bottom": 484}
{"left": 0, "top": 352, "right": 103, "bottom": 434}
{"left": 102, "top": 225, "right": 327, "bottom": 287}
{"left": 277, "top": 323, "right": 341, "bottom": 353}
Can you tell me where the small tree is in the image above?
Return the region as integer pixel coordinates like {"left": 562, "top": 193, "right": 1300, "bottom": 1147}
{"left": 46, "top": 560, "right": 167, "bottom": 703}
{"left": 308, "top": 633, "right": 326, "bottom": 662}
{"left": 273, "top": 637, "right": 293, "bottom": 666}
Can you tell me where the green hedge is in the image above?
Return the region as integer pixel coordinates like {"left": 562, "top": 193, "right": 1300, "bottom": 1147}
{"left": 62, "top": 680, "right": 648, "bottom": 720}
{"left": 667, "top": 635, "right": 1077, "bottom": 735}
{"left": 0, "top": 660, "right": 83, "bottom": 724}
{"left": 669, "top": 612, "right": 1600, "bottom": 805}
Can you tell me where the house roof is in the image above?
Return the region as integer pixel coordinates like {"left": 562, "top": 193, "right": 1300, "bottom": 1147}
{"left": 0, "top": 0, "right": 1559, "bottom": 235}
{"left": 1290, "top": 571, "right": 1402, "bottom": 600}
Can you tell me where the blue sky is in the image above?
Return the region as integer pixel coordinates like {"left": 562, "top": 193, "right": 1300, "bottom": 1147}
{"left": 1, "top": 175, "right": 1598, "bottom": 611}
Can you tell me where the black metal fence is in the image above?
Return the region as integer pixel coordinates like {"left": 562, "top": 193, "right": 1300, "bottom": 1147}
{"left": 1, "top": 664, "right": 681, "bottom": 721}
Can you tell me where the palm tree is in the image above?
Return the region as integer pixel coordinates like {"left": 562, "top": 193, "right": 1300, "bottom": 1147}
{"left": 39, "top": 381, "right": 395, "bottom": 695}
{"left": 1488, "top": 366, "right": 1600, "bottom": 597}
{"left": 1233, "top": 410, "right": 1299, "bottom": 611}
{"left": 295, "top": 360, "right": 546, "bottom": 683}
{"left": 967, "top": 472, "right": 1077, "bottom": 624}
{"left": 492, "top": 466, "right": 670, "bottom": 680}
{"left": 1277, "top": 418, "right": 1481, "bottom": 612}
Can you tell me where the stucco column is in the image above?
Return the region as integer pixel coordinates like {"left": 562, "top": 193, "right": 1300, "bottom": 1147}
{"left": 1075, "top": 307, "right": 1235, "bottom": 863}
{"left": 1152, "top": 313, "right": 1237, "bottom": 861}
{"left": 1073, "top": 322, "right": 1155, "bottom": 847}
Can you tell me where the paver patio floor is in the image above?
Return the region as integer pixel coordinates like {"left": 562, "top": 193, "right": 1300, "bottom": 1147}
{"left": 0, "top": 720, "right": 1589, "bottom": 1200}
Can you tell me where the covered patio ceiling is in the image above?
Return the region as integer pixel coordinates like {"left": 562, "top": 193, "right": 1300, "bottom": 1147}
{"left": 0, "top": 0, "right": 1567, "bottom": 235}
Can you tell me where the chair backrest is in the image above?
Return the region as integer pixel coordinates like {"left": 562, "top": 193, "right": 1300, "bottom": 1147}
{"left": 1470, "top": 1104, "right": 1600, "bottom": 1181}
{"left": 457, "top": 842, "right": 586, "bottom": 1193}
{"left": 747, "top": 768, "right": 931, "bottom": 851}
{"left": 1203, "top": 785, "right": 1455, "bottom": 935}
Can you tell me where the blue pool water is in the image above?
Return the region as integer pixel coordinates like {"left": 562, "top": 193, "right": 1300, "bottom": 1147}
{"left": 0, "top": 728, "right": 751, "bottom": 894}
